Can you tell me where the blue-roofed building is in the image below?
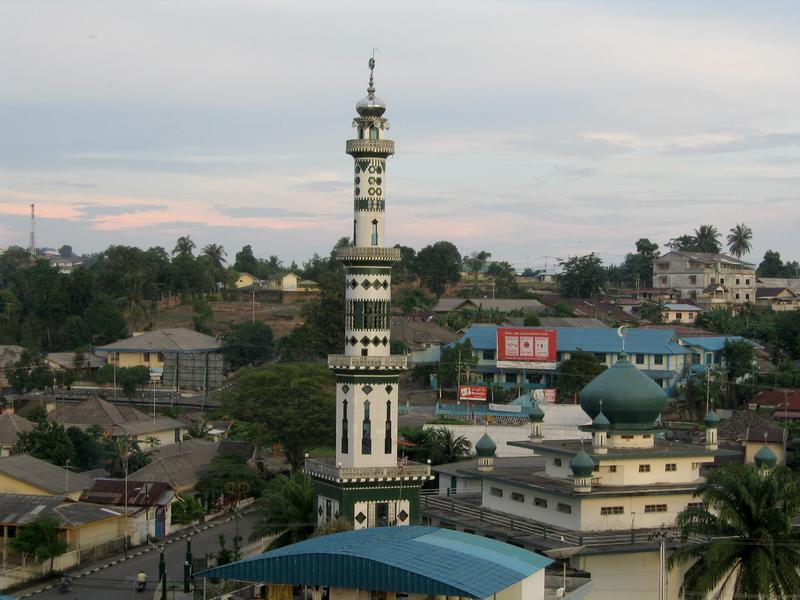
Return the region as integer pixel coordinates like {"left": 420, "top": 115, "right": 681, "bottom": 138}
{"left": 455, "top": 325, "right": 692, "bottom": 395}
{"left": 679, "top": 335, "right": 757, "bottom": 371}
{"left": 198, "top": 526, "right": 555, "bottom": 600}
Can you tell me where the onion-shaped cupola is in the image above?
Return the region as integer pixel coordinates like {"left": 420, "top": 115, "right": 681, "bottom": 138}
{"left": 528, "top": 400, "right": 545, "bottom": 423}
{"left": 580, "top": 353, "right": 666, "bottom": 430}
{"left": 593, "top": 409, "right": 610, "bottom": 432}
{"left": 703, "top": 409, "right": 720, "bottom": 428}
{"left": 356, "top": 57, "right": 386, "bottom": 117}
{"left": 475, "top": 432, "right": 497, "bottom": 458}
{"left": 570, "top": 449, "right": 595, "bottom": 478}
{"left": 754, "top": 444, "right": 777, "bottom": 470}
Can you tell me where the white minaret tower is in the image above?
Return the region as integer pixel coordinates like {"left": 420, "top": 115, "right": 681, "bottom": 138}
{"left": 306, "top": 58, "right": 431, "bottom": 530}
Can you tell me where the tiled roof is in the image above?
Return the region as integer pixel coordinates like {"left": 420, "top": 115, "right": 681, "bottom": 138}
{"left": 96, "top": 328, "right": 220, "bottom": 353}
{"left": 661, "top": 250, "right": 755, "bottom": 268}
{"left": 433, "top": 298, "right": 545, "bottom": 313}
{"left": 755, "top": 287, "right": 796, "bottom": 299}
{"left": 81, "top": 479, "right": 175, "bottom": 507}
{"left": 391, "top": 320, "right": 459, "bottom": 350}
{"left": 47, "top": 397, "right": 185, "bottom": 435}
{"left": 128, "top": 439, "right": 218, "bottom": 490}
{"left": 663, "top": 303, "right": 702, "bottom": 312}
{"left": 680, "top": 336, "right": 757, "bottom": 352}
{"left": 0, "top": 494, "right": 130, "bottom": 527}
{"left": 0, "top": 454, "right": 93, "bottom": 495}
{"left": 743, "top": 426, "right": 785, "bottom": 444}
{"left": 0, "top": 413, "right": 35, "bottom": 447}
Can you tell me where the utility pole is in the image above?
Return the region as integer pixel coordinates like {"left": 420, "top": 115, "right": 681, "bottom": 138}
{"left": 251, "top": 290, "right": 255, "bottom": 324}
{"left": 183, "top": 537, "right": 193, "bottom": 593}
{"left": 159, "top": 545, "right": 167, "bottom": 600}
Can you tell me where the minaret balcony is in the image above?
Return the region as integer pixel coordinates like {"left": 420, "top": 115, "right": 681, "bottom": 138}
{"left": 336, "top": 246, "right": 401, "bottom": 263}
{"left": 305, "top": 457, "right": 432, "bottom": 483}
{"left": 346, "top": 139, "right": 395, "bottom": 156}
{"left": 328, "top": 354, "right": 407, "bottom": 370}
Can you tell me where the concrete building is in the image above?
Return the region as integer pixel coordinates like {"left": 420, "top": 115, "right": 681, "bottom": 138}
{"left": 198, "top": 526, "right": 553, "bottom": 600}
{"left": 660, "top": 303, "right": 702, "bottom": 324}
{"left": 0, "top": 413, "right": 34, "bottom": 456}
{"left": 0, "top": 454, "right": 93, "bottom": 500}
{"left": 390, "top": 319, "right": 458, "bottom": 364}
{"left": 234, "top": 272, "right": 262, "bottom": 289}
{"left": 755, "top": 286, "right": 799, "bottom": 310}
{"left": 652, "top": 251, "right": 756, "bottom": 306}
{"left": 305, "top": 59, "right": 431, "bottom": 530}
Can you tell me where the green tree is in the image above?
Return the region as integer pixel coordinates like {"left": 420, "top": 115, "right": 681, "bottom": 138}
{"left": 556, "top": 350, "right": 607, "bottom": 399}
{"left": 251, "top": 471, "right": 315, "bottom": 549}
{"left": 757, "top": 250, "right": 786, "bottom": 277}
{"left": 191, "top": 297, "right": 214, "bottom": 335}
{"left": 58, "top": 245, "right": 73, "bottom": 258}
{"left": 413, "top": 241, "right": 462, "bottom": 296}
{"left": 84, "top": 293, "right": 128, "bottom": 345}
{"left": 426, "top": 426, "right": 472, "bottom": 465}
{"left": 221, "top": 321, "right": 275, "bottom": 372}
{"left": 392, "top": 245, "right": 417, "bottom": 283}
{"left": 196, "top": 455, "right": 263, "bottom": 509}
{"left": 722, "top": 338, "right": 755, "bottom": 382}
{"left": 621, "top": 238, "right": 660, "bottom": 288}
{"left": 463, "top": 250, "right": 492, "bottom": 277}
{"left": 726, "top": 223, "right": 753, "bottom": 259}
{"left": 66, "top": 426, "right": 105, "bottom": 471}
{"left": 117, "top": 270, "right": 152, "bottom": 332}
{"left": 15, "top": 422, "right": 76, "bottom": 467}
{"left": 669, "top": 463, "right": 800, "bottom": 598}
{"left": 393, "top": 287, "right": 434, "bottom": 314}
{"left": 636, "top": 301, "right": 664, "bottom": 324}
{"left": 487, "top": 261, "right": 520, "bottom": 297}
{"left": 666, "top": 234, "right": 699, "bottom": 252}
{"left": 436, "top": 340, "right": 477, "bottom": 389}
{"left": 11, "top": 517, "right": 67, "bottom": 571}
{"left": 171, "top": 496, "right": 205, "bottom": 524}
{"left": 172, "top": 235, "right": 196, "bottom": 258}
{"left": 558, "top": 254, "right": 606, "bottom": 298}
{"left": 234, "top": 245, "right": 258, "bottom": 275}
{"left": 692, "top": 224, "right": 722, "bottom": 253}
{"left": 222, "top": 364, "right": 335, "bottom": 470}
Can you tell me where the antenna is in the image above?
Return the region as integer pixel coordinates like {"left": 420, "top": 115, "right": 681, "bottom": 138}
{"left": 28, "top": 204, "right": 36, "bottom": 259}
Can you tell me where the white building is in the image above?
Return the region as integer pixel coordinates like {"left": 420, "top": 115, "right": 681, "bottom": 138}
{"left": 653, "top": 251, "right": 756, "bottom": 306}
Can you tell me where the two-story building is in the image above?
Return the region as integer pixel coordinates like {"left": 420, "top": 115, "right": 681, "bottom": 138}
{"left": 652, "top": 251, "right": 756, "bottom": 307}
{"left": 660, "top": 303, "right": 702, "bottom": 324}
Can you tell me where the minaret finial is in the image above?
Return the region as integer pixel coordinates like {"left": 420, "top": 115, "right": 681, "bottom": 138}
{"left": 368, "top": 54, "right": 376, "bottom": 99}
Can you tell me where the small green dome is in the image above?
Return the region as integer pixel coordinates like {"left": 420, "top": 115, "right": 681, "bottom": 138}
{"left": 528, "top": 401, "right": 545, "bottom": 423}
{"left": 570, "top": 449, "right": 595, "bottom": 478}
{"left": 593, "top": 411, "right": 610, "bottom": 431}
{"left": 580, "top": 356, "right": 667, "bottom": 430}
{"left": 475, "top": 433, "right": 497, "bottom": 458}
{"left": 703, "top": 409, "right": 720, "bottom": 428}
{"left": 754, "top": 445, "right": 777, "bottom": 469}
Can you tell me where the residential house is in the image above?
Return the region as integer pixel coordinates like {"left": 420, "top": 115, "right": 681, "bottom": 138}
{"left": 755, "top": 287, "right": 799, "bottom": 311}
{"left": 44, "top": 351, "right": 106, "bottom": 378}
{"left": 47, "top": 396, "right": 186, "bottom": 447}
{"left": 95, "top": 327, "right": 222, "bottom": 390}
{"left": 0, "top": 345, "right": 24, "bottom": 389}
{"left": 128, "top": 438, "right": 219, "bottom": 494}
{"left": 0, "top": 454, "right": 93, "bottom": 500}
{"left": 457, "top": 325, "right": 692, "bottom": 394}
{"left": 633, "top": 288, "right": 680, "bottom": 303}
{"left": 432, "top": 298, "right": 545, "bottom": 315}
{"left": 234, "top": 272, "right": 262, "bottom": 289}
{"left": 661, "top": 303, "right": 703, "bottom": 324}
{"left": 678, "top": 335, "right": 757, "bottom": 372}
{"left": 0, "top": 413, "right": 34, "bottom": 457}
{"left": 761, "top": 389, "right": 800, "bottom": 419}
{"left": 756, "top": 277, "right": 800, "bottom": 294}
{"left": 81, "top": 479, "right": 176, "bottom": 542}
{"left": 390, "top": 319, "right": 458, "bottom": 364}
{"left": 652, "top": 251, "right": 756, "bottom": 306}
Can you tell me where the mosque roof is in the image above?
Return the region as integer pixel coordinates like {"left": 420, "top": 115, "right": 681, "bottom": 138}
{"left": 754, "top": 445, "right": 778, "bottom": 469}
{"left": 475, "top": 433, "right": 497, "bottom": 457}
{"left": 198, "top": 526, "right": 552, "bottom": 599}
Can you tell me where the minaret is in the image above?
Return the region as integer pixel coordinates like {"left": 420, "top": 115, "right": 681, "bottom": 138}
{"left": 306, "top": 58, "right": 431, "bottom": 530}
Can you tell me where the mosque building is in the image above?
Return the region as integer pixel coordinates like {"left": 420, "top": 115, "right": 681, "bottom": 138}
{"left": 423, "top": 354, "right": 756, "bottom": 599}
{"left": 305, "top": 59, "right": 432, "bottom": 529}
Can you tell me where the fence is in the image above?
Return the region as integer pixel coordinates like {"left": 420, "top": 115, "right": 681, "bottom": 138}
{"left": 0, "top": 548, "right": 79, "bottom": 591}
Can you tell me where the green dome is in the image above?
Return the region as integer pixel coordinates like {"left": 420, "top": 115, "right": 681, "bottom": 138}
{"left": 703, "top": 409, "right": 721, "bottom": 428}
{"left": 754, "top": 445, "right": 777, "bottom": 469}
{"left": 475, "top": 433, "right": 497, "bottom": 458}
{"left": 570, "top": 449, "right": 595, "bottom": 478}
{"left": 528, "top": 401, "right": 545, "bottom": 423}
{"left": 579, "top": 356, "right": 667, "bottom": 430}
{"left": 593, "top": 411, "right": 610, "bottom": 431}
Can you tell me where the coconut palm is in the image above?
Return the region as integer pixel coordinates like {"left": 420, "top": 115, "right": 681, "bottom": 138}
{"left": 118, "top": 271, "right": 151, "bottom": 331}
{"left": 427, "top": 426, "right": 472, "bottom": 465}
{"left": 172, "top": 235, "right": 196, "bottom": 257}
{"left": 202, "top": 244, "right": 227, "bottom": 270}
{"left": 726, "top": 223, "right": 753, "bottom": 259}
{"left": 692, "top": 224, "right": 722, "bottom": 253}
{"left": 251, "top": 471, "right": 315, "bottom": 549}
{"left": 669, "top": 463, "right": 800, "bottom": 598}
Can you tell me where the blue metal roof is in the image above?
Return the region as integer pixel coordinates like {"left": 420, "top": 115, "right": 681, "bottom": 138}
{"left": 680, "top": 336, "right": 753, "bottom": 352}
{"left": 459, "top": 325, "right": 691, "bottom": 355}
{"left": 197, "top": 526, "right": 551, "bottom": 599}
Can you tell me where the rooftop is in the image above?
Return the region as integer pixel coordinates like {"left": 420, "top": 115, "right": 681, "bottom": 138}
{"left": 509, "top": 438, "right": 737, "bottom": 463}
{"left": 390, "top": 320, "right": 459, "bottom": 350}
{"left": 0, "top": 413, "right": 35, "bottom": 447}
{"left": 679, "top": 335, "right": 757, "bottom": 352}
{"left": 80, "top": 479, "right": 175, "bottom": 507}
{"left": 661, "top": 250, "right": 756, "bottom": 268}
{"left": 0, "top": 454, "right": 93, "bottom": 495}
{"left": 47, "top": 396, "right": 185, "bottom": 436}
{"left": 128, "top": 439, "right": 218, "bottom": 490}
{"left": 198, "top": 526, "right": 552, "bottom": 599}
{"left": 663, "top": 303, "right": 702, "bottom": 312}
{"left": 0, "top": 493, "right": 132, "bottom": 527}
{"left": 95, "top": 327, "right": 220, "bottom": 353}
{"left": 433, "top": 298, "right": 545, "bottom": 314}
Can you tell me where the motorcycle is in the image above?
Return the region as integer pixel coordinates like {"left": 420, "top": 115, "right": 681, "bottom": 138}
{"left": 136, "top": 579, "right": 147, "bottom": 593}
{"left": 57, "top": 575, "right": 72, "bottom": 594}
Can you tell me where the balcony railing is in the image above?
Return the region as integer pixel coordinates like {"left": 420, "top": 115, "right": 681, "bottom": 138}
{"left": 305, "top": 457, "right": 431, "bottom": 482}
{"left": 346, "top": 139, "right": 395, "bottom": 155}
{"left": 336, "top": 246, "right": 401, "bottom": 263}
{"left": 327, "top": 354, "right": 407, "bottom": 370}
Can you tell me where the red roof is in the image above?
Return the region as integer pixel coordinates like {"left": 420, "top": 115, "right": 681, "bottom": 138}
{"left": 757, "top": 389, "right": 800, "bottom": 408}
{"left": 743, "top": 426, "right": 785, "bottom": 444}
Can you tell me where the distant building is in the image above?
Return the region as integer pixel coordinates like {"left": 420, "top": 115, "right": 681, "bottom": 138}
{"left": 234, "top": 272, "right": 262, "bottom": 289}
{"left": 653, "top": 251, "right": 756, "bottom": 306}
{"left": 432, "top": 297, "right": 545, "bottom": 314}
{"left": 81, "top": 479, "right": 176, "bottom": 541}
{"left": 741, "top": 426, "right": 786, "bottom": 466}
{"left": 128, "top": 438, "right": 219, "bottom": 493}
{"left": 0, "top": 345, "right": 24, "bottom": 389}
{"left": 44, "top": 351, "right": 106, "bottom": 377}
{"left": 661, "top": 303, "right": 703, "bottom": 324}
{"left": 755, "top": 287, "right": 799, "bottom": 311}
{"left": 95, "top": 327, "right": 222, "bottom": 390}
{"left": 390, "top": 319, "right": 458, "bottom": 364}
{"left": 0, "top": 413, "right": 34, "bottom": 457}
{"left": 0, "top": 454, "right": 93, "bottom": 500}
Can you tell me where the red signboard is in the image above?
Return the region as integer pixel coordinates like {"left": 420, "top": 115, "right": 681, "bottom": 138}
{"left": 458, "top": 385, "right": 488, "bottom": 402}
{"left": 497, "top": 328, "right": 557, "bottom": 363}
{"left": 544, "top": 388, "right": 557, "bottom": 403}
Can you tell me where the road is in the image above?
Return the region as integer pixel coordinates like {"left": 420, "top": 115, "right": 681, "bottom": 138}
{"left": 26, "top": 512, "right": 259, "bottom": 600}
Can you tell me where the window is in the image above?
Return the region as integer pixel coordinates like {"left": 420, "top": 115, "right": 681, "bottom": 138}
{"left": 657, "top": 262, "right": 669, "bottom": 271}
{"left": 157, "top": 352, "right": 164, "bottom": 362}
{"left": 489, "top": 487, "right": 503, "bottom": 498}
{"left": 705, "top": 352, "right": 713, "bottom": 364}
{"left": 143, "top": 352, "right": 151, "bottom": 362}
{"left": 745, "top": 278, "right": 750, "bottom": 285}
{"left": 483, "top": 350, "right": 496, "bottom": 360}
{"left": 369, "top": 127, "right": 378, "bottom": 140}
{"left": 362, "top": 400, "right": 372, "bottom": 455}
{"left": 608, "top": 465, "right": 618, "bottom": 473}
{"left": 384, "top": 400, "right": 392, "bottom": 454}
{"left": 505, "top": 373, "right": 517, "bottom": 384}
{"left": 745, "top": 293, "right": 750, "bottom": 300}
{"left": 736, "top": 278, "right": 740, "bottom": 285}
{"left": 553, "top": 458, "right": 562, "bottom": 467}
{"left": 341, "top": 400, "right": 349, "bottom": 454}
{"left": 687, "top": 502, "right": 703, "bottom": 510}
{"left": 557, "top": 503, "right": 572, "bottom": 514}
{"left": 621, "top": 435, "right": 633, "bottom": 440}
{"left": 375, "top": 502, "right": 389, "bottom": 526}
{"left": 644, "top": 504, "right": 667, "bottom": 513}
{"left": 639, "top": 464, "right": 651, "bottom": 473}
{"left": 654, "top": 355, "right": 664, "bottom": 365}
{"left": 534, "top": 497, "right": 548, "bottom": 508}
{"left": 720, "top": 278, "right": 725, "bottom": 284}
{"left": 371, "top": 219, "right": 378, "bottom": 246}
{"left": 675, "top": 313, "right": 683, "bottom": 320}
{"left": 735, "top": 293, "right": 740, "bottom": 300}
{"left": 665, "top": 463, "right": 677, "bottom": 472}
{"left": 511, "top": 492, "right": 525, "bottom": 503}
{"left": 635, "top": 354, "right": 645, "bottom": 365}
{"left": 556, "top": 352, "right": 563, "bottom": 362}
{"left": 601, "top": 506, "right": 624, "bottom": 515}
{"left": 659, "top": 276, "right": 667, "bottom": 285}
{"left": 689, "top": 275, "right": 697, "bottom": 284}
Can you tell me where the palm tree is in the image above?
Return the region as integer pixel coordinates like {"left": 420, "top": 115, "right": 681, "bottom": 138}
{"left": 118, "top": 271, "right": 151, "bottom": 331}
{"left": 692, "top": 224, "right": 722, "bottom": 253}
{"left": 669, "top": 463, "right": 800, "bottom": 598}
{"left": 172, "top": 235, "right": 196, "bottom": 257}
{"left": 427, "top": 426, "right": 472, "bottom": 465}
{"left": 251, "top": 471, "right": 315, "bottom": 548}
{"left": 726, "top": 223, "right": 753, "bottom": 259}
{"left": 202, "top": 244, "right": 227, "bottom": 270}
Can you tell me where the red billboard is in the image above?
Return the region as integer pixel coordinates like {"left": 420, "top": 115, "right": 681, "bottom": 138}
{"left": 458, "top": 385, "right": 488, "bottom": 401}
{"left": 497, "top": 328, "right": 557, "bottom": 363}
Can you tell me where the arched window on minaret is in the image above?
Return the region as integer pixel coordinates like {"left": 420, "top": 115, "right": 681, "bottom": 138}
{"left": 385, "top": 400, "right": 392, "bottom": 454}
{"left": 353, "top": 219, "right": 357, "bottom": 245}
{"left": 362, "top": 400, "right": 372, "bottom": 454}
{"left": 341, "top": 399, "right": 349, "bottom": 454}
{"left": 371, "top": 220, "right": 378, "bottom": 246}
{"left": 369, "top": 127, "right": 378, "bottom": 140}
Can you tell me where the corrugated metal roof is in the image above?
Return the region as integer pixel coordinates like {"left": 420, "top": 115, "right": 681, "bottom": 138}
{"left": 459, "top": 325, "right": 691, "bottom": 355}
{"left": 96, "top": 328, "right": 220, "bottom": 353}
{"left": 0, "top": 455, "right": 93, "bottom": 495}
{"left": 198, "top": 526, "right": 551, "bottom": 599}
{"left": 680, "top": 336, "right": 754, "bottom": 352}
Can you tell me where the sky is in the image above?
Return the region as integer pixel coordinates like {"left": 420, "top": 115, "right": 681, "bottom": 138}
{"left": 2, "top": 1, "right": 799, "bottom": 272}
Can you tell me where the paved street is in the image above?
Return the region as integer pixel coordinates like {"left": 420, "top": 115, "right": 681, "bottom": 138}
{"left": 23, "top": 511, "right": 260, "bottom": 600}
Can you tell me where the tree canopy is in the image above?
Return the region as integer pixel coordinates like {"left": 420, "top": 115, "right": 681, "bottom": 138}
{"left": 413, "top": 241, "right": 462, "bottom": 296}
{"left": 558, "top": 254, "right": 607, "bottom": 298}
{"left": 555, "top": 350, "right": 607, "bottom": 399}
{"left": 221, "top": 321, "right": 275, "bottom": 372}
